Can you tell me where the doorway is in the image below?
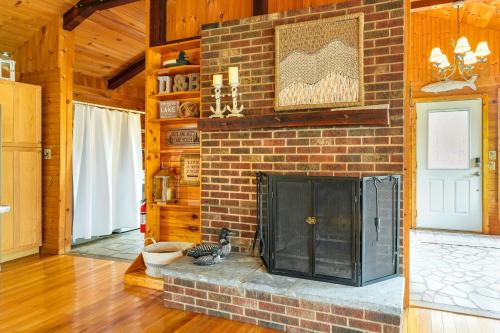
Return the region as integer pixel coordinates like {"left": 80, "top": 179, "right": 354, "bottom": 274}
{"left": 410, "top": 97, "right": 500, "bottom": 319}
{"left": 69, "top": 101, "right": 145, "bottom": 261}
{"left": 416, "top": 99, "right": 483, "bottom": 232}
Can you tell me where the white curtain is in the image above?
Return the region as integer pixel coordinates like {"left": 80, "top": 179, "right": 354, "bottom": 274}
{"left": 72, "top": 103, "right": 143, "bottom": 241}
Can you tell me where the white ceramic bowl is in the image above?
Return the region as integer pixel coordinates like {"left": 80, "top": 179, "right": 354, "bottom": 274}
{"left": 142, "top": 241, "right": 194, "bottom": 278}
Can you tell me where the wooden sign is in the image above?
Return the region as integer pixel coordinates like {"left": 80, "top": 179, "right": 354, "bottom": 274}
{"left": 180, "top": 154, "right": 200, "bottom": 185}
{"left": 172, "top": 74, "right": 200, "bottom": 92}
{"left": 173, "top": 74, "right": 188, "bottom": 92}
{"left": 160, "top": 100, "right": 179, "bottom": 118}
{"left": 166, "top": 128, "right": 199, "bottom": 146}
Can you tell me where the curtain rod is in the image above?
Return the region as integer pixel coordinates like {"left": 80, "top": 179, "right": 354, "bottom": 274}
{"left": 73, "top": 100, "right": 145, "bottom": 115}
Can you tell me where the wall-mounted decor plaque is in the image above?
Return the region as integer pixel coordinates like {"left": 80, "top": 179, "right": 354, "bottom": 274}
{"left": 166, "top": 128, "right": 200, "bottom": 146}
{"left": 275, "top": 13, "right": 364, "bottom": 111}
{"left": 180, "top": 154, "right": 200, "bottom": 185}
{"left": 160, "top": 100, "right": 179, "bottom": 118}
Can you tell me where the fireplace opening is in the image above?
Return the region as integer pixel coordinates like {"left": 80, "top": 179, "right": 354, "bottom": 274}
{"left": 257, "top": 173, "right": 400, "bottom": 286}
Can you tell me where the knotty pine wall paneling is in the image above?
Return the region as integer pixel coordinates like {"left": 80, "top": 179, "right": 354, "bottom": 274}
{"left": 410, "top": 12, "right": 500, "bottom": 234}
{"left": 73, "top": 73, "right": 145, "bottom": 111}
{"left": 166, "top": 0, "right": 253, "bottom": 41}
{"left": 13, "top": 16, "right": 75, "bottom": 254}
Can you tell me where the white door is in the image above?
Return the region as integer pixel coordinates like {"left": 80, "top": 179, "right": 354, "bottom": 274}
{"left": 416, "top": 99, "right": 482, "bottom": 232}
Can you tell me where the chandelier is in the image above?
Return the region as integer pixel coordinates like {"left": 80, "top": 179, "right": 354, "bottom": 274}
{"left": 429, "top": 1, "right": 491, "bottom": 82}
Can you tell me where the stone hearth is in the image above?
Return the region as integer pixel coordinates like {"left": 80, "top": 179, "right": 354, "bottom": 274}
{"left": 163, "top": 254, "right": 404, "bottom": 332}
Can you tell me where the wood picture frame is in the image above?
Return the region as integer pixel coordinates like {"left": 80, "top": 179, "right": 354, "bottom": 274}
{"left": 180, "top": 154, "right": 200, "bottom": 186}
{"left": 274, "top": 13, "right": 364, "bottom": 111}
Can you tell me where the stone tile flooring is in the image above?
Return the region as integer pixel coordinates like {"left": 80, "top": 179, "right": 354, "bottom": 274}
{"left": 70, "top": 229, "right": 144, "bottom": 262}
{"left": 410, "top": 229, "right": 500, "bottom": 319}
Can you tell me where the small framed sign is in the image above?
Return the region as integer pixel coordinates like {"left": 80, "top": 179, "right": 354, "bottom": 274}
{"left": 160, "top": 100, "right": 179, "bottom": 119}
{"left": 166, "top": 128, "right": 200, "bottom": 146}
{"left": 180, "top": 154, "right": 200, "bottom": 185}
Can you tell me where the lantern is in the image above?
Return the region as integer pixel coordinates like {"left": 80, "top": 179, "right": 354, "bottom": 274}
{"left": 0, "top": 52, "right": 15, "bottom": 81}
{"left": 153, "top": 167, "right": 178, "bottom": 203}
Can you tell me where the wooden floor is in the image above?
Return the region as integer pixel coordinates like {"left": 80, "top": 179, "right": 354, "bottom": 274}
{"left": 1, "top": 255, "right": 499, "bottom": 333}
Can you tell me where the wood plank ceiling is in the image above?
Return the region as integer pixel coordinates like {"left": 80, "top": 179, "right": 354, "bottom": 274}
{"left": 73, "top": 0, "right": 146, "bottom": 89}
{"left": 411, "top": 0, "right": 500, "bottom": 30}
{"left": 0, "top": 0, "right": 76, "bottom": 53}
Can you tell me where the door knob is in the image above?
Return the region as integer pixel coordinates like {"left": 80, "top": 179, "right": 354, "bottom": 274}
{"left": 472, "top": 171, "right": 481, "bottom": 177}
{"left": 305, "top": 217, "right": 316, "bottom": 225}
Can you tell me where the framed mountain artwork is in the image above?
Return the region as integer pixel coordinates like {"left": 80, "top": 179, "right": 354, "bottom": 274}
{"left": 274, "top": 13, "right": 364, "bottom": 111}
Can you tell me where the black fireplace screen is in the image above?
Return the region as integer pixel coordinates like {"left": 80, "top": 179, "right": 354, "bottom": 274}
{"left": 257, "top": 173, "right": 400, "bottom": 286}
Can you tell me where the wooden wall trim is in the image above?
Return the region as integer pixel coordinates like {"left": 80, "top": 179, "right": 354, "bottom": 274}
{"left": 403, "top": 0, "right": 411, "bottom": 309}
{"left": 253, "top": 0, "right": 269, "bottom": 15}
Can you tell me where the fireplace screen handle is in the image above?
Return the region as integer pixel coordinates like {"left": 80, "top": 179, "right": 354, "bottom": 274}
{"left": 306, "top": 217, "right": 316, "bottom": 225}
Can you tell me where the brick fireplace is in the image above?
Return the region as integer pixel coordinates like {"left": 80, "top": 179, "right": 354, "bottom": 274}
{"left": 161, "top": 2, "right": 407, "bottom": 331}
{"left": 199, "top": 1, "right": 405, "bottom": 267}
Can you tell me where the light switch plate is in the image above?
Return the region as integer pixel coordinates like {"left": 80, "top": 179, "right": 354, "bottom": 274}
{"left": 43, "top": 148, "right": 52, "bottom": 160}
{"left": 489, "top": 161, "right": 496, "bottom": 171}
{"left": 489, "top": 151, "right": 497, "bottom": 160}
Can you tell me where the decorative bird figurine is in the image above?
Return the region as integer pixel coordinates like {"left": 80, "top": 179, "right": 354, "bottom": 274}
{"left": 193, "top": 247, "right": 222, "bottom": 266}
{"left": 187, "top": 228, "right": 233, "bottom": 259}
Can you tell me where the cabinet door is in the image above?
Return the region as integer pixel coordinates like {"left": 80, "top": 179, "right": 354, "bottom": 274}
{"left": 16, "top": 150, "right": 42, "bottom": 248}
{"left": 0, "top": 82, "right": 14, "bottom": 144}
{"left": 14, "top": 84, "right": 41, "bottom": 146}
{"left": 1, "top": 150, "right": 15, "bottom": 254}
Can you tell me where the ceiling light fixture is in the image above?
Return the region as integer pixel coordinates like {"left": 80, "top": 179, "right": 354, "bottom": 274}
{"left": 429, "top": 1, "right": 491, "bottom": 82}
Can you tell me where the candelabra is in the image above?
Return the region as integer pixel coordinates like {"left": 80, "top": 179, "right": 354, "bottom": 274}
{"left": 226, "top": 83, "right": 244, "bottom": 118}
{"left": 209, "top": 83, "right": 226, "bottom": 119}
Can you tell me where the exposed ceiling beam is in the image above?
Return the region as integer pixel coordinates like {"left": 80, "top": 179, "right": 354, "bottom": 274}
{"left": 253, "top": 0, "right": 269, "bottom": 16}
{"left": 149, "top": 0, "right": 167, "bottom": 47}
{"left": 107, "top": 55, "right": 145, "bottom": 90}
{"left": 63, "top": 0, "right": 139, "bottom": 31}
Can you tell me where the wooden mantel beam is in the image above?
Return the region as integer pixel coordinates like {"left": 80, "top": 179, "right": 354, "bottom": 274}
{"left": 107, "top": 55, "right": 145, "bottom": 90}
{"left": 63, "top": 0, "right": 139, "bottom": 31}
{"left": 198, "top": 105, "right": 390, "bottom": 132}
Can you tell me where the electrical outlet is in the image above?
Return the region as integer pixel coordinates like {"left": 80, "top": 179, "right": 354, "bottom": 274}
{"left": 489, "top": 151, "right": 497, "bottom": 161}
{"left": 43, "top": 148, "right": 52, "bottom": 160}
{"left": 489, "top": 161, "right": 496, "bottom": 171}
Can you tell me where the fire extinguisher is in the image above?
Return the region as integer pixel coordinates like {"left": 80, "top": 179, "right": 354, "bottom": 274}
{"left": 140, "top": 199, "right": 146, "bottom": 233}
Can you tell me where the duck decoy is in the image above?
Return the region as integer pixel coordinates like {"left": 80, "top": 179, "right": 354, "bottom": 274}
{"left": 193, "top": 247, "right": 222, "bottom": 266}
{"left": 187, "top": 228, "right": 233, "bottom": 259}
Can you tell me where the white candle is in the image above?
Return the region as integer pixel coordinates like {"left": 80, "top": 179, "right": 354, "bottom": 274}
{"left": 228, "top": 67, "right": 239, "bottom": 85}
{"left": 213, "top": 74, "right": 223, "bottom": 86}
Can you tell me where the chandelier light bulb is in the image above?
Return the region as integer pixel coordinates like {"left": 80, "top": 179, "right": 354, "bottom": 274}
{"left": 438, "top": 55, "right": 450, "bottom": 69}
{"left": 454, "top": 37, "right": 471, "bottom": 54}
{"left": 429, "top": 47, "right": 444, "bottom": 63}
{"left": 475, "top": 41, "right": 491, "bottom": 58}
{"left": 463, "top": 51, "right": 477, "bottom": 65}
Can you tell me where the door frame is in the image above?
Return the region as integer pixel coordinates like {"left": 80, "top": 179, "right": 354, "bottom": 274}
{"left": 410, "top": 94, "right": 489, "bottom": 234}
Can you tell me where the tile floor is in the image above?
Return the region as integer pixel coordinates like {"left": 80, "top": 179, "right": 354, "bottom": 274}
{"left": 70, "top": 229, "right": 144, "bottom": 261}
{"left": 410, "top": 229, "right": 500, "bottom": 319}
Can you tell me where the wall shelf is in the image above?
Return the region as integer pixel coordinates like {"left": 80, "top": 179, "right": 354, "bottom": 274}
{"left": 153, "top": 91, "right": 200, "bottom": 101}
{"left": 153, "top": 65, "right": 201, "bottom": 76}
{"left": 158, "top": 147, "right": 200, "bottom": 154}
{"left": 153, "top": 201, "right": 200, "bottom": 210}
{"left": 150, "top": 37, "right": 201, "bottom": 54}
{"left": 149, "top": 117, "right": 199, "bottom": 125}
{"left": 198, "top": 105, "right": 390, "bottom": 132}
